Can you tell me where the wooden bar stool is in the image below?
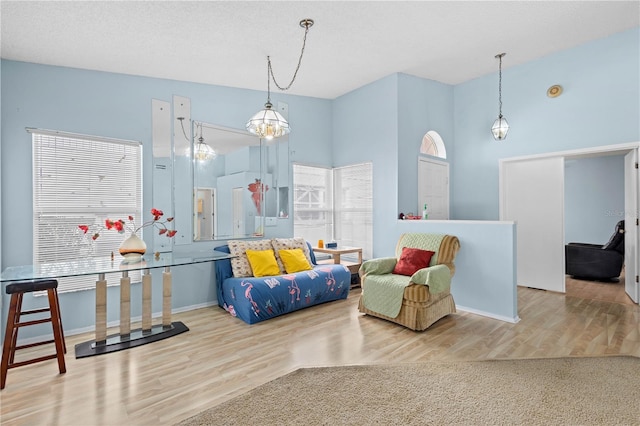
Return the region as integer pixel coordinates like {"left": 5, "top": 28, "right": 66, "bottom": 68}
{"left": 1, "top": 279, "right": 66, "bottom": 389}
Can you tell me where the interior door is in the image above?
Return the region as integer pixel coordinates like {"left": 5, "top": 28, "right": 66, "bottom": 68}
{"left": 501, "top": 157, "right": 565, "bottom": 292}
{"left": 211, "top": 189, "right": 217, "bottom": 240}
{"left": 417, "top": 157, "right": 449, "bottom": 219}
{"left": 624, "top": 150, "right": 639, "bottom": 303}
{"left": 232, "top": 187, "right": 244, "bottom": 237}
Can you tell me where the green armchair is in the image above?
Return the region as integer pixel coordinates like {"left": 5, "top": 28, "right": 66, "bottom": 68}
{"left": 358, "top": 233, "right": 460, "bottom": 331}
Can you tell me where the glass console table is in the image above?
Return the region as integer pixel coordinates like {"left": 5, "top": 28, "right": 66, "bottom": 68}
{"left": 0, "top": 251, "right": 233, "bottom": 358}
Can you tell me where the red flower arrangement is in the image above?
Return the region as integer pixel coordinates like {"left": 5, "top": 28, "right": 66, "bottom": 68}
{"left": 79, "top": 208, "right": 177, "bottom": 240}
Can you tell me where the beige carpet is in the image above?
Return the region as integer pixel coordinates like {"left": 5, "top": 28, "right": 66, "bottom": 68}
{"left": 177, "top": 356, "right": 640, "bottom": 425}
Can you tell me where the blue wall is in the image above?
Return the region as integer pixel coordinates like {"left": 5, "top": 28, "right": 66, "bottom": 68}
{"left": 381, "top": 26, "right": 638, "bottom": 225}
{"left": 0, "top": 60, "right": 332, "bottom": 338}
{"left": 332, "top": 74, "right": 399, "bottom": 257}
{"left": 451, "top": 27, "right": 639, "bottom": 220}
{"left": 331, "top": 27, "right": 637, "bottom": 322}
{"left": 2, "top": 26, "right": 638, "bottom": 339}
{"left": 397, "top": 74, "right": 454, "bottom": 215}
{"left": 565, "top": 155, "right": 625, "bottom": 244}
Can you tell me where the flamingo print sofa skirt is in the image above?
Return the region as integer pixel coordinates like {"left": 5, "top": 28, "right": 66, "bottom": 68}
{"left": 214, "top": 243, "right": 351, "bottom": 324}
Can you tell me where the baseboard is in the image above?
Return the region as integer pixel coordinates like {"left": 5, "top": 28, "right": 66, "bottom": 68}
{"left": 173, "top": 301, "right": 217, "bottom": 314}
{"left": 455, "top": 305, "right": 520, "bottom": 323}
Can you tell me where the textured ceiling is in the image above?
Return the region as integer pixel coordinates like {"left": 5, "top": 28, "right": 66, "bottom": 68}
{"left": 1, "top": 1, "right": 639, "bottom": 99}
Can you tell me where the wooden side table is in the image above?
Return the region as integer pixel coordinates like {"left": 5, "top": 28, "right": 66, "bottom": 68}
{"left": 313, "top": 246, "right": 363, "bottom": 288}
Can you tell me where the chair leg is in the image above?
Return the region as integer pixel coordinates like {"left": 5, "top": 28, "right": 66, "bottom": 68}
{"left": 47, "top": 289, "right": 66, "bottom": 374}
{"left": 8, "top": 293, "right": 23, "bottom": 365}
{"left": 51, "top": 289, "right": 66, "bottom": 354}
{"left": 2, "top": 288, "right": 67, "bottom": 390}
{"left": 1, "top": 294, "right": 19, "bottom": 390}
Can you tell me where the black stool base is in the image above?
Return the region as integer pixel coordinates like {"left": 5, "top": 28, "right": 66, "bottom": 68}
{"left": 74, "top": 321, "right": 189, "bottom": 358}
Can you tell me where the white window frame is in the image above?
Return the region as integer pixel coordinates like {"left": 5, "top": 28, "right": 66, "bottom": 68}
{"left": 420, "top": 130, "right": 447, "bottom": 159}
{"left": 292, "top": 164, "right": 334, "bottom": 244}
{"left": 293, "top": 162, "right": 373, "bottom": 260}
{"left": 31, "top": 128, "right": 143, "bottom": 293}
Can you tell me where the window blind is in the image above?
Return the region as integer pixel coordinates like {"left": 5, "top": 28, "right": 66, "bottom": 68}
{"left": 32, "top": 130, "right": 143, "bottom": 292}
{"left": 293, "top": 162, "right": 373, "bottom": 260}
{"left": 292, "top": 164, "right": 333, "bottom": 243}
{"left": 333, "top": 163, "right": 373, "bottom": 259}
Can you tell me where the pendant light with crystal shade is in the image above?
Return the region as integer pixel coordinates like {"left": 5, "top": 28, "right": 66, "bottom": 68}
{"left": 193, "top": 121, "right": 216, "bottom": 161}
{"left": 245, "top": 58, "right": 290, "bottom": 140}
{"left": 491, "top": 53, "right": 510, "bottom": 141}
{"left": 246, "top": 19, "right": 314, "bottom": 140}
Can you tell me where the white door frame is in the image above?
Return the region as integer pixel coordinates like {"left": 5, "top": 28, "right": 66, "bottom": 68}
{"left": 624, "top": 150, "right": 639, "bottom": 302}
{"left": 499, "top": 142, "right": 639, "bottom": 300}
{"left": 212, "top": 187, "right": 217, "bottom": 240}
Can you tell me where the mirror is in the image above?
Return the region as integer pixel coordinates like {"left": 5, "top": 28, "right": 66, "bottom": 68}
{"left": 192, "top": 121, "right": 289, "bottom": 241}
{"left": 173, "top": 95, "right": 192, "bottom": 246}
{"left": 264, "top": 138, "right": 289, "bottom": 219}
{"left": 151, "top": 99, "right": 173, "bottom": 253}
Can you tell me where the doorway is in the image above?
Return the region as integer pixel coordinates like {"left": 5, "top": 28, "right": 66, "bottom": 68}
{"left": 499, "top": 142, "right": 639, "bottom": 304}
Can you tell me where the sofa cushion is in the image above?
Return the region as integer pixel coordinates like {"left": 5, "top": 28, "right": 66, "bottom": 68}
{"left": 279, "top": 248, "right": 313, "bottom": 274}
{"left": 271, "top": 237, "right": 313, "bottom": 272}
{"left": 392, "top": 247, "right": 435, "bottom": 276}
{"left": 228, "top": 239, "right": 275, "bottom": 277}
{"left": 245, "top": 249, "right": 281, "bottom": 277}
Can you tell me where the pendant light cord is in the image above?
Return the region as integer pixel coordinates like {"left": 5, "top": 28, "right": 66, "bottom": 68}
{"left": 496, "top": 53, "right": 505, "bottom": 118}
{"left": 268, "top": 19, "right": 313, "bottom": 92}
{"left": 177, "top": 117, "right": 189, "bottom": 141}
{"left": 265, "top": 58, "right": 272, "bottom": 104}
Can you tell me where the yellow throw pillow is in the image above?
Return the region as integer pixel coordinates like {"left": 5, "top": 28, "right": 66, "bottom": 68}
{"left": 245, "top": 249, "right": 280, "bottom": 277}
{"left": 279, "top": 248, "right": 313, "bottom": 274}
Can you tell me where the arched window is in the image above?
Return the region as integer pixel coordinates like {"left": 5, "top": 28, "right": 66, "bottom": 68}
{"left": 419, "top": 130, "right": 446, "bottom": 159}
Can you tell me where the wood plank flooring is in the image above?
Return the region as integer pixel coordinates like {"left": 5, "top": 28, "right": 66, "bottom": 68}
{"left": 1, "top": 286, "right": 638, "bottom": 426}
{"left": 565, "top": 271, "right": 634, "bottom": 305}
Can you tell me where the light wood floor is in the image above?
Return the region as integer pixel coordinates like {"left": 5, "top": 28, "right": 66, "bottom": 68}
{"left": 1, "top": 287, "right": 638, "bottom": 426}
{"left": 565, "top": 270, "right": 634, "bottom": 305}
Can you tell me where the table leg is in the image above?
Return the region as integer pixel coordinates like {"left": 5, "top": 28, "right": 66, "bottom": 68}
{"left": 332, "top": 253, "right": 341, "bottom": 264}
{"left": 95, "top": 273, "right": 107, "bottom": 344}
{"left": 162, "top": 266, "right": 171, "bottom": 327}
{"left": 76, "top": 263, "right": 187, "bottom": 358}
{"left": 120, "top": 271, "right": 131, "bottom": 336}
{"left": 142, "top": 269, "right": 152, "bottom": 332}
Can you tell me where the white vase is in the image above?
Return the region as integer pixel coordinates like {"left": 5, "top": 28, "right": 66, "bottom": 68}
{"left": 119, "top": 233, "right": 146, "bottom": 263}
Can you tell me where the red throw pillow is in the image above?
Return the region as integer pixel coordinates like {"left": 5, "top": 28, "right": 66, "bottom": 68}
{"left": 392, "top": 247, "right": 435, "bottom": 276}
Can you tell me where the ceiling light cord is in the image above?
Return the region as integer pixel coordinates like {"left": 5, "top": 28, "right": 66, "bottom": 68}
{"left": 177, "top": 117, "right": 189, "bottom": 141}
{"left": 245, "top": 19, "right": 313, "bottom": 140}
{"left": 268, "top": 19, "right": 312, "bottom": 92}
{"left": 497, "top": 53, "right": 504, "bottom": 118}
{"left": 265, "top": 57, "right": 272, "bottom": 106}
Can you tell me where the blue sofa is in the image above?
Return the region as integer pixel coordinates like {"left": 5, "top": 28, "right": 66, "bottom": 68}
{"left": 214, "top": 242, "right": 351, "bottom": 324}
